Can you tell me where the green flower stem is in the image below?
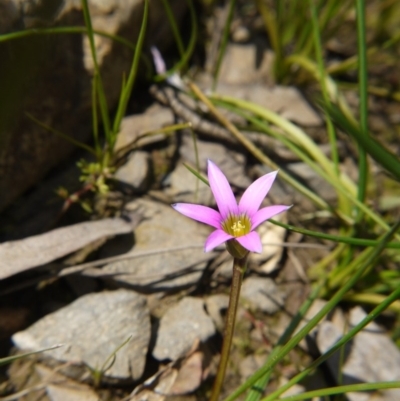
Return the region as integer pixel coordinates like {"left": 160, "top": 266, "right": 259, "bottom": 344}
{"left": 210, "top": 254, "right": 248, "bottom": 401}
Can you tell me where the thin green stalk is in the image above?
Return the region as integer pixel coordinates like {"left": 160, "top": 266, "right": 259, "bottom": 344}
{"left": 91, "top": 75, "right": 101, "bottom": 159}
{"left": 256, "top": 0, "right": 283, "bottom": 81}
{"left": 307, "top": 243, "right": 347, "bottom": 279}
{"left": 0, "top": 27, "right": 138, "bottom": 53}
{"left": 81, "top": 0, "right": 111, "bottom": 139}
{"left": 212, "top": 0, "right": 237, "bottom": 90}
{"left": 161, "top": 0, "right": 185, "bottom": 58}
{"left": 210, "top": 254, "right": 248, "bottom": 401}
{"left": 342, "top": 292, "right": 400, "bottom": 312}
{"left": 0, "top": 344, "right": 62, "bottom": 367}
{"left": 222, "top": 221, "right": 400, "bottom": 401}
{"left": 190, "top": 129, "right": 200, "bottom": 202}
{"left": 269, "top": 219, "right": 400, "bottom": 249}
{"left": 278, "top": 381, "right": 400, "bottom": 401}
{"left": 154, "top": 0, "right": 197, "bottom": 83}
{"left": 111, "top": 0, "right": 148, "bottom": 151}
{"left": 26, "top": 113, "right": 97, "bottom": 156}
{"left": 355, "top": 0, "right": 369, "bottom": 216}
{"left": 308, "top": 0, "right": 339, "bottom": 174}
{"left": 326, "top": 103, "right": 400, "bottom": 182}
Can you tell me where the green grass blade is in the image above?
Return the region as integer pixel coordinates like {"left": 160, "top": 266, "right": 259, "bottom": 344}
{"left": 111, "top": 0, "right": 148, "bottom": 152}
{"left": 26, "top": 113, "right": 97, "bottom": 156}
{"left": 269, "top": 219, "right": 400, "bottom": 249}
{"left": 0, "top": 344, "right": 63, "bottom": 367}
{"left": 327, "top": 103, "right": 400, "bottom": 181}
{"left": 277, "top": 382, "right": 400, "bottom": 401}
{"left": 160, "top": 0, "right": 185, "bottom": 58}
{"left": 212, "top": 0, "right": 237, "bottom": 90}
{"left": 183, "top": 163, "right": 209, "bottom": 186}
{"left": 154, "top": 0, "right": 197, "bottom": 83}
{"left": 308, "top": 0, "right": 339, "bottom": 174}
{"left": 81, "top": 0, "right": 111, "bottom": 139}
{"left": 355, "top": 0, "right": 369, "bottom": 216}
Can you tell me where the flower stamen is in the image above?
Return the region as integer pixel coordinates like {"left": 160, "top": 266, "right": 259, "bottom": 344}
{"left": 231, "top": 220, "right": 245, "bottom": 236}
{"left": 222, "top": 214, "right": 251, "bottom": 238}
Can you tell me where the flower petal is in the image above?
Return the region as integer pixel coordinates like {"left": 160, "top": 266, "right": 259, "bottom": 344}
{"left": 172, "top": 203, "right": 222, "bottom": 229}
{"left": 239, "top": 171, "right": 278, "bottom": 216}
{"left": 205, "top": 229, "right": 233, "bottom": 252}
{"left": 208, "top": 160, "right": 238, "bottom": 219}
{"left": 150, "top": 46, "right": 166, "bottom": 74}
{"left": 251, "top": 205, "right": 292, "bottom": 230}
{"left": 236, "top": 231, "right": 262, "bottom": 253}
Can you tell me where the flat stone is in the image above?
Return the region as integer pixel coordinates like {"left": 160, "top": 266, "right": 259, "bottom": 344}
{"left": 115, "top": 150, "right": 150, "bottom": 191}
{"left": 100, "top": 199, "right": 216, "bottom": 291}
{"left": 286, "top": 162, "right": 337, "bottom": 202}
{"left": 217, "top": 44, "right": 273, "bottom": 85}
{"left": 316, "top": 306, "right": 400, "bottom": 401}
{"left": 115, "top": 104, "right": 174, "bottom": 151}
{"left": 36, "top": 364, "right": 98, "bottom": 401}
{"left": 153, "top": 297, "right": 215, "bottom": 361}
{"left": 12, "top": 289, "right": 150, "bottom": 381}
{"left": 205, "top": 294, "right": 230, "bottom": 331}
{"left": 241, "top": 277, "right": 285, "bottom": 314}
{"left": 168, "top": 135, "right": 251, "bottom": 204}
{"left": 216, "top": 82, "right": 322, "bottom": 127}
{"left": 251, "top": 213, "right": 287, "bottom": 274}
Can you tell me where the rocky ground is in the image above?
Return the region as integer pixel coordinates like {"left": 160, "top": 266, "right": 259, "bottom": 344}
{"left": 1, "top": 2, "right": 400, "bottom": 401}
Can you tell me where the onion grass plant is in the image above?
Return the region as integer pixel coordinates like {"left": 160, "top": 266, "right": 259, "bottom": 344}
{"left": 196, "top": 0, "right": 400, "bottom": 399}
{"left": 1, "top": 0, "right": 400, "bottom": 399}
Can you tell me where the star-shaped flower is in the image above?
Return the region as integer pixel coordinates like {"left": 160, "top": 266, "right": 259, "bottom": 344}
{"left": 172, "top": 160, "right": 291, "bottom": 256}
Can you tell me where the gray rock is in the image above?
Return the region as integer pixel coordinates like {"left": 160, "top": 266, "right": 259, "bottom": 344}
{"left": 239, "top": 353, "right": 268, "bottom": 380}
{"left": 153, "top": 297, "right": 215, "bottom": 361}
{"left": 286, "top": 162, "right": 337, "bottom": 202}
{"left": 180, "top": 134, "right": 251, "bottom": 189}
{"left": 216, "top": 82, "right": 322, "bottom": 127}
{"left": 0, "top": 0, "right": 187, "bottom": 212}
{"left": 205, "top": 294, "right": 230, "bottom": 331}
{"left": 216, "top": 44, "right": 273, "bottom": 85}
{"left": 12, "top": 289, "right": 150, "bottom": 381}
{"left": 36, "top": 364, "right": 99, "bottom": 401}
{"left": 115, "top": 104, "right": 175, "bottom": 151}
{"left": 0, "top": 218, "right": 134, "bottom": 279}
{"left": 316, "top": 307, "right": 400, "bottom": 401}
{"left": 168, "top": 134, "right": 251, "bottom": 204}
{"left": 293, "top": 299, "right": 328, "bottom": 352}
{"left": 100, "top": 199, "right": 216, "bottom": 291}
{"left": 241, "top": 277, "right": 285, "bottom": 314}
{"left": 115, "top": 150, "right": 150, "bottom": 191}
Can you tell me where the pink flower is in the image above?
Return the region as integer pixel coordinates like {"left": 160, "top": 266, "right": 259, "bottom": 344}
{"left": 172, "top": 160, "right": 291, "bottom": 255}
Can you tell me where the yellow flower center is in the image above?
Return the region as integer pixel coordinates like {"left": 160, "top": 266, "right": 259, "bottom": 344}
{"left": 222, "top": 214, "right": 251, "bottom": 237}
